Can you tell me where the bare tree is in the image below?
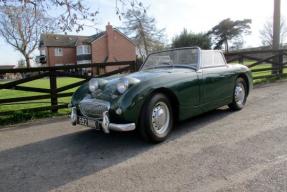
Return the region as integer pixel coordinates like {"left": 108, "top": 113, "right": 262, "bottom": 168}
{"left": 0, "top": 5, "right": 56, "bottom": 68}
{"left": 0, "top": 0, "right": 145, "bottom": 33}
{"left": 121, "top": 7, "right": 165, "bottom": 58}
{"left": 0, "top": 0, "right": 145, "bottom": 68}
{"left": 260, "top": 19, "right": 287, "bottom": 47}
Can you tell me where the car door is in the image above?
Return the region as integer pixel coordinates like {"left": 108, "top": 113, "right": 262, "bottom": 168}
{"left": 199, "top": 51, "right": 232, "bottom": 112}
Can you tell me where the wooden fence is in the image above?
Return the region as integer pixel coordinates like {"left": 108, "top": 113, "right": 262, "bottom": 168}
{"left": 0, "top": 61, "right": 138, "bottom": 116}
{"left": 225, "top": 49, "right": 287, "bottom": 80}
{"left": 1, "top": 49, "right": 287, "bottom": 117}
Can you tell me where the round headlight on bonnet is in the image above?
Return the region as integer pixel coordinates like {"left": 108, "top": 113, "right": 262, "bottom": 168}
{"left": 117, "top": 78, "right": 129, "bottom": 94}
{"left": 89, "top": 78, "right": 99, "bottom": 93}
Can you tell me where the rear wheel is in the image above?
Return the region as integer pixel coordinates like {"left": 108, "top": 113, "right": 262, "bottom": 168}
{"left": 139, "top": 93, "right": 174, "bottom": 143}
{"left": 228, "top": 77, "right": 247, "bottom": 110}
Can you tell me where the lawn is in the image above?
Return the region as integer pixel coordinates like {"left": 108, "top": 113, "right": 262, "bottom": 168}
{"left": 228, "top": 60, "right": 287, "bottom": 84}
{"left": 0, "top": 77, "right": 83, "bottom": 125}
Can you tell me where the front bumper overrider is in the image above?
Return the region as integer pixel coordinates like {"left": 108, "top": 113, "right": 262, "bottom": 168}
{"left": 70, "top": 107, "right": 136, "bottom": 133}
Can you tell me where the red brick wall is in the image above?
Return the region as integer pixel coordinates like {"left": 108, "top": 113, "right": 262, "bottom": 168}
{"left": 109, "top": 30, "right": 136, "bottom": 62}
{"left": 91, "top": 27, "right": 136, "bottom": 74}
{"left": 47, "top": 47, "right": 76, "bottom": 66}
{"left": 91, "top": 36, "right": 108, "bottom": 63}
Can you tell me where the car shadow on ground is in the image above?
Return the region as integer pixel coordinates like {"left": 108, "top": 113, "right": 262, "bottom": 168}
{"left": 0, "top": 107, "right": 233, "bottom": 192}
{"left": 172, "top": 107, "right": 233, "bottom": 139}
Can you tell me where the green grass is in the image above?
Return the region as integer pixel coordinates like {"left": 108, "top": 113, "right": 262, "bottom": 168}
{"left": 229, "top": 60, "right": 287, "bottom": 84}
{"left": 0, "top": 77, "right": 83, "bottom": 126}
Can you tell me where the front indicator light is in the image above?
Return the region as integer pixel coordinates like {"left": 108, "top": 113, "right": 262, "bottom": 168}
{"left": 116, "top": 78, "right": 129, "bottom": 94}
{"left": 116, "top": 108, "right": 122, "bottom": 115}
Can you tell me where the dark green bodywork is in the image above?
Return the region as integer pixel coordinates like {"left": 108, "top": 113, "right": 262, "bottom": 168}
{"left": 71, "top": 64, "right": 252, "bottom": 126}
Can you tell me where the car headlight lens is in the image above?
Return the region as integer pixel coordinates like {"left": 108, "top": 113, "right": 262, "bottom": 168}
{"left": 89, "top": 78, "right": 99, "bottom": 93}
{"left": 117, "top": 78, "right": 129, "bottom": 94}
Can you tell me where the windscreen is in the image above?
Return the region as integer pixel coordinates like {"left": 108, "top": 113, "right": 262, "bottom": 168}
{"left": 142, "top": 48, "right": 199, "bottom": 70}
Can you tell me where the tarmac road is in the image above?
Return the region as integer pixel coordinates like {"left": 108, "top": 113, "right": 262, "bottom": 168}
{"left": 1, "top": 81, "right": 287, "bottom": 192}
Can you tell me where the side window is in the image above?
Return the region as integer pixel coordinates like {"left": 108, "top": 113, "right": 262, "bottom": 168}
{"left": 201, "top": 51, "right": 226, "bottom": 68}
{"left": 55, "top": 48, "right": 63, "bottom": 56}
{"left": 213, "top": 52, "right": 226, "bottom": 66}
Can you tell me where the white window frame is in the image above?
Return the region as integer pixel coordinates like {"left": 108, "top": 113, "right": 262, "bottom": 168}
{"left": 55, "top": 48, "right": 63, "bottom": 56}
{"left": 77, "top": 60, "right": 92, "bottom": 65}
{"left": 77, "top": 45, "right": 91, "bottom": 55}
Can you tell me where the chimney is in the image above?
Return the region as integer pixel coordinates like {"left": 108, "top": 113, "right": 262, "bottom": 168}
{"left": 106, "top": 22, "right": 114, "bottom": 62}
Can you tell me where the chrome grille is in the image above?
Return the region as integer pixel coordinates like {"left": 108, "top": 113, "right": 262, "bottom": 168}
{"left": 79, "top": 98, "right": 110, "bottom": 118}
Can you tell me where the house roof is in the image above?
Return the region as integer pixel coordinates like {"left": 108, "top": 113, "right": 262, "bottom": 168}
{"left": 85, "top": 32, "right": 105, "bottom": 43}
{"left": 39, "top": 32, "right": 105, "bottom": 48}
{"left": 39, "top": 28, "right": 134, "bottom": 47}
{"left": 39, "top": 34, "right": 82, "bottom": 47}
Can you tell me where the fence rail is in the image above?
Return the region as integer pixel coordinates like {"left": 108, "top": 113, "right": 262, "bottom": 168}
{"left": 225, "top": 49, "right": 287, "bottom": 80}
{"left": 0, "top": 61, "right": 138, "bottom": 116}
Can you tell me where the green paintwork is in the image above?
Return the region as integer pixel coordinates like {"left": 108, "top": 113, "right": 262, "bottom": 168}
{"left": 71, "top": 63, "right": 252, "bottom": 126}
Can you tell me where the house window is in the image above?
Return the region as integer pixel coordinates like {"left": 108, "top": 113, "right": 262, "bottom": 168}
{"left": 77, "top": 45, "right": 91, "bottom": 55}
{"left": 55, "top": 48, "right": 63, "bottom": 56}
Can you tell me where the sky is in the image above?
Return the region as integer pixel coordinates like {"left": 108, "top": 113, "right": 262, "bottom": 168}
{"left": 0, "top": 0, "right": 286, "bottom": 66}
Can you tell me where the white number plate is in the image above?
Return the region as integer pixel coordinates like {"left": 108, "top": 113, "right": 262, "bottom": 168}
{"left": 78, "top": 117, "right": 88, "bottom": 126}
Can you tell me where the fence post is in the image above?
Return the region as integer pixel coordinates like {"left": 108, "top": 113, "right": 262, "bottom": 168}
{"left": 238, "top": 55, "right": 244, "bottom": 64}
{"left": 90, "top": 63, "right": 94, "bottom": 76}
{"left": 278, "top": 51, "right": 283, "bottom": 78}
{"left": 131, "top": 61, "right": 136, "bottom": 72}
{"left": 49, "top": 68, "right": 58, "bottom": 113}
{"left": 136, "top": 59, "right": 142, "bottom": 71}
{"left": 96, "top": 64, "right": 100, "bottom": 75}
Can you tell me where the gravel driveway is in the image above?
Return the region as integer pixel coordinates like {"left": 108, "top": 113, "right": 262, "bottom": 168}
{"left": 1, "top": 81, "right": 287, "bottom": 192}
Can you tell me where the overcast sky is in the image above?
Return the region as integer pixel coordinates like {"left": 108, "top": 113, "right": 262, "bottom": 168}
{"left": 0, "top": 0, "right": 286, "bottom": 66}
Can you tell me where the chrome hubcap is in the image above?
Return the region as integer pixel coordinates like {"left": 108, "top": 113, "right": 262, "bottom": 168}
{"left": 151, "top": 102, "right": 170, "bottom": 135}
{"left": 235, "top": 82, "right": 245, "bottom": 105}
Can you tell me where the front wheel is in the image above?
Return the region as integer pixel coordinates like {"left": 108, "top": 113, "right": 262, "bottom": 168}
{"left": 139, "top": 93, "right": 174, "bottom": 143}
{"left": 228, "top": 77, "right": 247, "bottom": 110}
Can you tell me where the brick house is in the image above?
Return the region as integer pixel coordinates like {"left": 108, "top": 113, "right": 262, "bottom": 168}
{"left": 38, "top": 23, "right": 136, "bottom": 74}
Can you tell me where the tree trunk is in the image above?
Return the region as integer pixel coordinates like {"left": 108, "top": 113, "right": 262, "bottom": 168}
{"left": 24, "top": 54, "right": 31, "bottom": 68}
{"left": 225, "top": 40, "right": 229, "bottom": 53}
{"left": 139, "top": 22, "right": 148, "bottom": 56}
{"left": 142, "top": 35, "right": 148, "bottom": 56}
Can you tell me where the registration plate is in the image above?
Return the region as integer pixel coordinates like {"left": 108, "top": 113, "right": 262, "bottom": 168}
{"left": 78, "top": 116, "right": 101, "bottom": 130}
{"left": 78, "top": 117, "right": 88, "bottom": 126}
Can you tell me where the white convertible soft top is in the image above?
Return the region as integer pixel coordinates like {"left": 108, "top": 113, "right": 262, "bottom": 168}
{"left": 200, "top": 50, "right": 227, "bottom": 68}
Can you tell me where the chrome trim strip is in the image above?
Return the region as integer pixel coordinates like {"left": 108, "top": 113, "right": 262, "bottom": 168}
{"left": 70, "top": 107, "right": 77, "bottom": 125}
{"left": 102, "top": 111, "right": 135, "bottom": 133}
{"left": 109, "top": 123, "right": 136, "bottom": 132}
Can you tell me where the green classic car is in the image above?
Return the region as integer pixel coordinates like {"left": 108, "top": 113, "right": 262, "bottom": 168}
{"left": 70, "top": 47, "right": 253, "bottom": 142}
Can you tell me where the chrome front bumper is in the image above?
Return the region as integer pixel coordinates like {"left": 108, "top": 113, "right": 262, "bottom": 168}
{"left": 70, "top": 107, "right": 136, "bottom": 133}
